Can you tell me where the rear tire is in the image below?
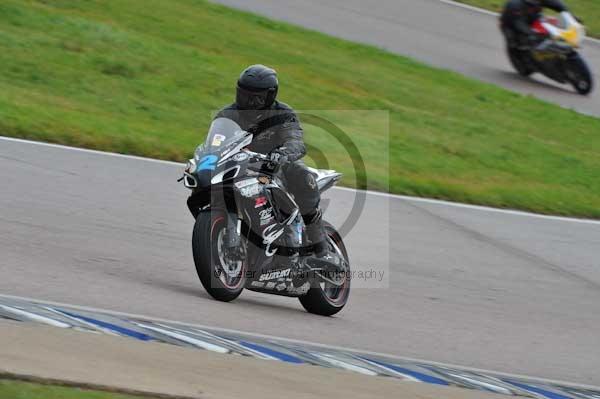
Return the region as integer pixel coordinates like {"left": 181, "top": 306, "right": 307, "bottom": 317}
{"left": 507, "top": 47, "right": 534, "bottom": 77}
{"left": 192, "top": 210, "right": 245, "bottom": 302}
{"left": 567, "top": 55, "right": 593, "bottom": 95}
{"left": 299, "top": 222, "right": 351, "bottom": 316}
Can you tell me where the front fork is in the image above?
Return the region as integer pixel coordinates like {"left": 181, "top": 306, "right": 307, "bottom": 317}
{"left": 224, "top": 211, "right": 242, "bottom": 249}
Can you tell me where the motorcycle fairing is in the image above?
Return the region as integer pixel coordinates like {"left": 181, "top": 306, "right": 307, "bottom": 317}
{"left": 307, "top": 167, "right": 342, "bottom": 193}
{"left": 535, "top": 12, "right": 585, "bottom": 48}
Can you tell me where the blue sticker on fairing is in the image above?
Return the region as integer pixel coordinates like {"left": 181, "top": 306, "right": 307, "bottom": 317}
{"left": 197, "top": 155, "right": 218, "bottom": 171}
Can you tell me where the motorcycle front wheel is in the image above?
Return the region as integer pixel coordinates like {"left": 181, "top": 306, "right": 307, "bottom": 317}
{"left": 566, "top": 55, "right": 593, "bottom": 95}
{"left": 299, "top": 221, "right": 351, "bottom": 316}
{"left": 192, "top": 209, "right": 246, "bottom": 302}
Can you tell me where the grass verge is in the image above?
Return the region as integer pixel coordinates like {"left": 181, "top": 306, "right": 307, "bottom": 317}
{"left": 453, "top": 0, "right": 600, "bottom": 38}
{"left": 0, "top": 0, "right": 599, "bottom": 217}
{"left": 0, "top": 379, "right": 155, "bottom": 399}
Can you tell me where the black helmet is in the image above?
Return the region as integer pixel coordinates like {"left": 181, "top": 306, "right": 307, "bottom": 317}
{"left": 236, "top": 64, "right": 278, "bottom": 110}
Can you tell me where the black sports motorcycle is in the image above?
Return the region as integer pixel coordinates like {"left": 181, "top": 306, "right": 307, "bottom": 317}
{"left": 180, "top": 118, "right": 351, "bottom": 316}
{"left": 506, "top": 12, "right": 593, "bottom": 95}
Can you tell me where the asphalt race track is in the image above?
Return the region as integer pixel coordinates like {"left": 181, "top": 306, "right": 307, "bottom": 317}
{"left": 211, "top": 0, "right": 600, "bottom": 117}
{"left": 1, "top": 137, "right": 599, "bottom": 385}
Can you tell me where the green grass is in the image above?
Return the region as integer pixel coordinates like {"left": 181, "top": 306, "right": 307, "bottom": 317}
{"left": 454, "top": 0, "right": 600, "bottom": 38}
{"left": 0, "top": 0, "right": 599, "bottom": 217}
{"left": 0, "top": 379, "right": 152, "bottom": 399}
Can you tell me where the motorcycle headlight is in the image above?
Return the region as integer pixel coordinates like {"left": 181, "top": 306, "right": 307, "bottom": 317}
{"left": 185, "top": 159, "right": 196, "bottom": 174}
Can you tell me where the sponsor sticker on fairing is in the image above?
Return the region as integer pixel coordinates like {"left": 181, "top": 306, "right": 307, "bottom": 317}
{"left": 259, "top": 208, "right": 274, "bottom": 225}
{"left": 232, "top": 152, "right": 249, "bottom": 162}
{"left": 211, "top": 134, "right": 226, "bottom": 147}
{"left": 241, "top": 184, "right": 261, "bottom": 198}
{"left": 235, "top": 178, "right": 262, "bottom": 198}
{"left": 275, "top": 283, "right": 287, "bottom": 291}
{"left": 259, "top": 268, "right": 291, "bottom": 282}
{"left": 255, "top": 196, "right": 268, "bottom": 208}
{"left": 262, "top": 224, "right": 284, "bottom": 256}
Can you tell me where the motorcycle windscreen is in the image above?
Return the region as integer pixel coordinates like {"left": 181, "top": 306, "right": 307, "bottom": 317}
{"left": 204, "top": 118, "right": 246, "bottom": 150}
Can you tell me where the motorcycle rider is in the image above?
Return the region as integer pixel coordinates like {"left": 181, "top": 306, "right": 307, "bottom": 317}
{"left": 500, "top": 0, "right": 568, "bottom": 49}
{"left": 214, "top": 64, "right": 328, "bottom": 258}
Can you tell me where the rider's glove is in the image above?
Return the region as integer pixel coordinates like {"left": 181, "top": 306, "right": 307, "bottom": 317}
{"left": 268, "top": 148, "right": 289, "bottom": 165}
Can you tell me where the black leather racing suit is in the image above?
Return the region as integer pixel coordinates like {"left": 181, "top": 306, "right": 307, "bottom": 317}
{"left": 500, "top": 0, "right": 568, "bottom": 47}
{"left": 215, "top": 101, "right": 324, "bottom": 241}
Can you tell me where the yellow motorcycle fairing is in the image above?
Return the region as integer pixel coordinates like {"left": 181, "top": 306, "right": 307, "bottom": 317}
{"left": 558, "top": 26, "right": 581, "bottom": 48}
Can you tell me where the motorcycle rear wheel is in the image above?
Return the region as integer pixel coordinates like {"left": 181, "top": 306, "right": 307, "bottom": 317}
{"left": 299, "top": 222, "right": 351, "bottom": 316}
{"left": 507, "top": 47, "right": 534, "bottom": 77}
{"left": 192, "top": 209, "right": 246, "bottom": 302}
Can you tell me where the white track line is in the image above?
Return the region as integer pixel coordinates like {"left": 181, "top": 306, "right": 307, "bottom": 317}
{"left": 0, "top": 304, "right": 71, "bottom": 329}
{"left": 1, "top": 293, "right": 600, "bottom": 391}
{"left": 333, "top": 186, "right": 600, "bottom": 225}
{"left": 3, "top": 135, "right": 597, "bottom": 225}
{"left": 0, "top": 136, "right": 182, "bottom": 167}
{"left": 308, "top": 353, "right": 379, "bottom": 376}
{"left": 438, "top": 0, "right": 600, "bottom": 45}
{"left": 438, "top": 0, "right": 498, "bottom": 16}
{"left": 133, "top": 322, "right": 230, "bottom": 353}
{"left": 354, "top": 356, "right": 421, "bottom": 382}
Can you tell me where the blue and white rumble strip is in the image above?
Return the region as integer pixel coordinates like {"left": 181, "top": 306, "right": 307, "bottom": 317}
{"left": 0, "top": 296, "right": 598, "bottom": 399}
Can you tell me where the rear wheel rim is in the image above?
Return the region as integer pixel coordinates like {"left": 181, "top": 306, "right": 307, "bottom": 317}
{"left": 319, "top": 235, "right": 350, "bottom": 306}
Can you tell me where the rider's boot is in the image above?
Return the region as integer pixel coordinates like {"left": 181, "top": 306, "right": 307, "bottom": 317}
{"left": 303, "top": 209, "right": 345, "bottom": 286}
{"left": 304, "top": 209, "right": 328, "bottom": 258}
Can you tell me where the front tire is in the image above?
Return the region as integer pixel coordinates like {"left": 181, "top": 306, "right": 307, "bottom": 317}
{"left": 299, "top": 222, "right": 351, "bottom": 316}
{"left": 192, "top": 210, "right": 245, "bottom": 302}
{"left": 566, "top": 55, "right": 593, "bottom": 95}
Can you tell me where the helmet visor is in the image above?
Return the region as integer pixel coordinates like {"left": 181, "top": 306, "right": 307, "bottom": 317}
{"left": 236, "top": 85, "right": 272, "bottom": 110}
